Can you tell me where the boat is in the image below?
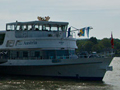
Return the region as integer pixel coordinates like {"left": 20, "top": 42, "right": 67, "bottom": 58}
{"left": 0, "top": 16, "right": 113, "bottom": 80}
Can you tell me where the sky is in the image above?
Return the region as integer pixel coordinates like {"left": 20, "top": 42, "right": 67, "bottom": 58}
{"left": 0, "top": 0, "right": 120, "bottom": 39}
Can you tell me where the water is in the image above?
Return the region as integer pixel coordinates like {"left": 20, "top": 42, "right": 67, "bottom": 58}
{"left": 0, "top": 57, "right": 120, "bottom": 90}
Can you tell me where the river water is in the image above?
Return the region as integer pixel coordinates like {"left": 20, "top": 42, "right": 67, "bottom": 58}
{"left": 0, "top": 57, "right": 119, "bottom": 90}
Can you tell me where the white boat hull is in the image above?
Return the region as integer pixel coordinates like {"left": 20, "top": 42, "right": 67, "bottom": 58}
{"left": 0, "top": 57, "right": 113, "bottom": 80}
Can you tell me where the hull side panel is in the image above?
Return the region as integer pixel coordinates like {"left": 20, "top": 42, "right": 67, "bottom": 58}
{"left": 0, "top": 57, "right": 113, "bottom": 80}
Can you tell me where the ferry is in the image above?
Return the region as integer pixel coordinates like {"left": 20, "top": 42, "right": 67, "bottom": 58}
{"left": 0, "top": 16, "right": 113, "bottom": 80}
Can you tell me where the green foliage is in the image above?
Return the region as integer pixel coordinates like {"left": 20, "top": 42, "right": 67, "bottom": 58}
{"left": 76, "top": 37, "right": 120, "bottom": 56}
{"left": 84, "top": 41, "right": 94, "bottom": 51}
{"left": 92, "top": 44, "right": 103, "bottom": 53}
{"left": 89, "top": 37, "right": 98, "bottom": 44}
{"left": 99, "top": 38, "right": 111, "bottom": 48}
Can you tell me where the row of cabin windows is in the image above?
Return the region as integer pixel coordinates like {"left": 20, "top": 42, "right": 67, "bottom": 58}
{"left": 9, "top": 51, "right": 42, "bottom": 59}
{"left": 1, "top": 50, "right": 75, "bottom": 59}
{"left": 6, "top": 24, "right": 67, "bottom": 31}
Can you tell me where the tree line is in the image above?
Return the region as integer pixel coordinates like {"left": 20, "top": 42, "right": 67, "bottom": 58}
{"left": 76, "top": 37, "right": 120, "bottom": 56}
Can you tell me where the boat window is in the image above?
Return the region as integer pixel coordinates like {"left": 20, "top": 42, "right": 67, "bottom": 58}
{"left": 0, "top": 51, "right": 8, "bottom": 59}
{"left": 30, "top": 51, "right": 35, "bottom": 57}
{"left": 22, "top": 25, "right": 27, "bottom": 30}
{"left": 61, "top": 25, "right": 66, "bottom": 31}
{"left": 42, "top": 50, "right": 69, "bottom": 59}
{"left": 19, "top": 51, "right": 23, "bottom": 58}
{"left": 39, "top": 25, "right": 42, "bottom": 31}
{"left": 10, "top": 51, "right": 17, "bottom": 59}
{"left": 56, "top": 50, "right": 69, "bottom": 59}
{"left": 59, "top": 26, "right": 62, "bottom": 31}
{"left": 42, "top": 25, "right": 46, "bottom": 30}
{"left": 30, "top": 51, "right": 40, "bottom": 58}
{"left": 35, "top": 51, "right": 40, "bottom": 57}
{"left": 23, "top": 51, "right": 28, "bottom": 57}
{"left": 28, "top": 25, "right": 32, "bottom": 30}
{"left": 16, "top": 51, "right": 19, "bottom": 58}
{"left": 51, "top": 25, "right": 58, "bottom": 31}
{"left": 35, "top": 25, "right": 39, "bottom": 31}
{"left": 56, "top": 50, "right": 69, "bottom": 56}
{"left": 0, "top": 34, "right": 5, "bottom": 45}
{"left": 46, "top": 25, "right": 50, "bottom": 31}
{"left": 16, "top": 25, "right": 21, "bottom": 30}
{"left": 69, "top": 50, "right": 75, "bottom": 55}
{"left": 7, "top": 25, "right": 15, "bottom": 31}
{"left": 43, "top": 50, "right": 55, "bottom": 59}
{"left": 41, "top": 25, "right": 50, "bottom": 31}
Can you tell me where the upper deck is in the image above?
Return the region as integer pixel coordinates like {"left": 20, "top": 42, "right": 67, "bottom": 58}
{"left": 0, "top": 19, "right": 77, "bottom": 50}
{"left": 6, "top": 21, "right": 69, "bottom": 38}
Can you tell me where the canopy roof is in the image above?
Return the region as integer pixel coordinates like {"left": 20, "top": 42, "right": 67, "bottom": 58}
{"left": 6, "top": 21, "right": 69, "bottom": 26}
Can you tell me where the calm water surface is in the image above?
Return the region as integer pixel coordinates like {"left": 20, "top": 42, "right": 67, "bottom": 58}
{"left": 0, "top": 57, "right": 120, "bottom": 90}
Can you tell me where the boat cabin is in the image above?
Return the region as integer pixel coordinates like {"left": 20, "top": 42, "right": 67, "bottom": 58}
{"left": 6, "top": 21, "right": 69, "bottom": 38}
{"left": 0, "top": 20, "right": 77, "bottom": 60}
{"left": 6, "top": 21, "right": 68, "bottom": 31}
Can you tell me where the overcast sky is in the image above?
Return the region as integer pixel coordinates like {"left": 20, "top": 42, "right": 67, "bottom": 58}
{"left": 0, "top": 0, "right": 120, "bottom": 39}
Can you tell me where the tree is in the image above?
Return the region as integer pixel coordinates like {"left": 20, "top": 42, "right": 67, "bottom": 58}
{"left": 89, "top": 37, "right": 98, "bottom": 44}
{"left": 76, "top": 39, "right": 88, "bottom": 52}
{"left": 99, "top": 38, "right": 111, "bottom": 48}
{"left": 84, "top": 41, "right": 94, "bottom": 52}
{"left": 92, "top": 44, "right": 104, "bottom": 53}
{"left": 76, "top": 37, "right": 120, "bottom": 56}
